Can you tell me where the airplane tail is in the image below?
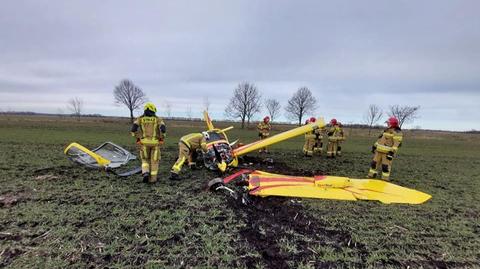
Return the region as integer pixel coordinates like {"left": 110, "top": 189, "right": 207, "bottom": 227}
{"left": 203, "top": 111, "right": 215, "bottom": 130}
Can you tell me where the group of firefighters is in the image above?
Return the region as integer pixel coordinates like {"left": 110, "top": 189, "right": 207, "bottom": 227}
{"left": 301, "top": 117, "right": 346, "bottom": 158}
{"left": 130, "top": 102, "right": 403, "bottom": 183}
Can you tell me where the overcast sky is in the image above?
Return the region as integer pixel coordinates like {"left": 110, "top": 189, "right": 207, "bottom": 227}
{"left": 1, "top": 0, "right": 479, "bottom": 131}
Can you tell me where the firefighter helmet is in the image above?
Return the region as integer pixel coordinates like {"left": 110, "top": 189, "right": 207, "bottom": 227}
{"left": 330, "top": 118, "right": 337, "bottom": 125}
{"left": 387, "top": 117, "right": 399, "bottom": 128}
{"left": 309, "top": 117, "right": 316, "bottom": 123}
{"left": 263, "top": 116, "right": 270, "bottom": 123}
{"left": 144, "top": 102, "right": 157, "bottom": 113}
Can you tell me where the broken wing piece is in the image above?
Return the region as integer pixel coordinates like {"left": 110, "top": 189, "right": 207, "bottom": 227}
{"left": 64, "top": 142, "right": 136, "bottom": 169}
{"left": 247, "top": 171, "right": 431, "bottom": 204}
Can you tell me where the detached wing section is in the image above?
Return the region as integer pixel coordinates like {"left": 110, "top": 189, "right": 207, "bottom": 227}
{"left": 247, "top": 171, "right": 431, "bottom": 204}
{"left": 233, "top": 118, "right": 326, "bottom": 157}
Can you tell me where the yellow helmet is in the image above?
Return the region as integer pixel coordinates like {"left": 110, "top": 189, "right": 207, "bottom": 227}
{"left": 144, "top": 102, "right": 157, "bottom": 113}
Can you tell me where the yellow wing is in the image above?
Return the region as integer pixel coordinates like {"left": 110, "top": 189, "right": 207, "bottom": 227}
{"left": 233, "top": 118, "right": 326, "bottom": 156}
{"left": 247, "top": 171, "right": 431, "bottom": 204}
{"left": 203, "top": 111, "right": 215, "bottom": 131}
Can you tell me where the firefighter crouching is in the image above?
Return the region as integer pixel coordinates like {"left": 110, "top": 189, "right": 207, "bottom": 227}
{"left": 130, "top": 102, "right": 166, "bottom": 183}
{"left": 368, "top": 117, "right": 403, "bottom": 180}
{"left": 303, "top": 117, "right": 317, "bottom": 157}
{"left": 257, "top": 116, "right": 271, "bottom": 153}
{"left": 169, "top": 132, "right": 208, "bottom": 180}
{"left": 326, "top": 119, "right": 345, "bottom": 158}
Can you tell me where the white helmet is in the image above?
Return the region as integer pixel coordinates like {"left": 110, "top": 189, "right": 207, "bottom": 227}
{"left": 202, "top": 131, "right": 210, "bottom": 140}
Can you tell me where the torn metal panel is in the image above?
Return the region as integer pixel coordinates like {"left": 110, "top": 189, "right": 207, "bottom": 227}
{"left": 64, "top": 142, "right": 136, "bottom": 169}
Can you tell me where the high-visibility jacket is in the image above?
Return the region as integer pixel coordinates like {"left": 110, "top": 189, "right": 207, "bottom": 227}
{"left": 374, "top": 127, "right": 403, "bottom": 153}
{"left": 327, "top": 125, "right": 345, "bottom": 142}
{"left": 131, "top": 115, "right": 166, "bottom": 145}
{"left": 314, "top": 127, "right": 324, "bottom": 139}
{"left": 180, "top": 133, "right": 207, "bottom": 151}
{"left": 305, "top": 130, "right": 316, "bottom": 140}
{"left": 257, "top": 122, "right": 271, "bottom": 137}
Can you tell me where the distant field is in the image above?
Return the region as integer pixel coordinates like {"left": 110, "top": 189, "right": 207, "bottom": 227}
{"left": 1, "top": 115, "right": 479, "bottom": 268}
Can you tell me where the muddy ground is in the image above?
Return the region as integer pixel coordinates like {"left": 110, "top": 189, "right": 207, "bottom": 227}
{"left": 1, "top": 117, "right": 479, "bottom": 268}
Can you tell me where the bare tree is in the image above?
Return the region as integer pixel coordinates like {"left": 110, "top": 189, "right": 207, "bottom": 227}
{"left": 203, "top": 96, "right": 210, "bottom": 113}
{"left": 113, "top": 79, "right": 147, "bottom": 123}
{"left": 265, "top": 99, "right": 281, "bottom": 122}
{"left": 388, "top": 105, "right": 420, "bottom": 128}
{"left": 67, "top": 97, "right": 83, "bottom": 121}
{"left": 164, "top": 100, "right": 172, "bottom": 118}
{"left": 364, "top": 104, "right": 383, "bottom": 135}
{"left": 225, "top": 82, "right": 262, "bottom": 129}
{"left": 285, "top": 87, "right": 317, "bottom": 125}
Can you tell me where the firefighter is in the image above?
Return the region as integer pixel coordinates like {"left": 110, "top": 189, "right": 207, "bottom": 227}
{"left": 326, "top": 119, "right": 345, "bottom": 158}
{"left": 368, "top": 117, "right": 403, "bottom": 180}
{"left": 130, "top": 102, "right": 166, "bottom": 183}
{"left": 169, "top": 132, "right": 208, "bottom": 180}
{"left": 257, "top": 116, "right": 272, "bottom": 153}
{"left": 303, "top": 117, "right": 317, "bottom": 157}
{"left": 336, "top": 122, "right": 346, "bottom": 156}
{"left": 313, "top": 123, "right": 325, "bottom": 155}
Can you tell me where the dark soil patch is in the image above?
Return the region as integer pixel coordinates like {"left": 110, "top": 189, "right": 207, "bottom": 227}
{"left": 0, "top": 232, "right": 22, "bottom": 242}
{"left": 228, "top": 195, "right": 368, "bottom": 268}
{"left": 0, "top": 247, "right": 26, "bottom": 267}
{"left": 0, "top": 193, "right": 25, "bottom": 208}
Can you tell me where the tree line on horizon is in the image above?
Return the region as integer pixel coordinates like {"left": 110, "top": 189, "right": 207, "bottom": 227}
{"left": 64, "top": 79, "right": 420, "bottom": 129}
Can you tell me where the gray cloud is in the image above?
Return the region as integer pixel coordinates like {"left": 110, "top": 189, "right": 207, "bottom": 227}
{"left": 0, "top": 0, "right": 479, "bottom": 130}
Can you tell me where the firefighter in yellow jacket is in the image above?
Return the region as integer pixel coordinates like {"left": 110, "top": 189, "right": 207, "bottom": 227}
{"left": 257, "top": 116, "right": 271, "bottom": 153}
{"left": 303, "top": 117, "right": 317, "bottom": 157}
{"left": 368, "top": 117, "right": 403, "bottom": 180}
{"left": 130, "top": 102, "right": 166, "bottom": 183}
{"left": 326, "top": 119, "right": 345, "bottom": 158}
{"left": 313, "top": 124, "right": 325, "bottom": 155}
{"left": 169, "top": 132, "right": 208, "bottom": 180}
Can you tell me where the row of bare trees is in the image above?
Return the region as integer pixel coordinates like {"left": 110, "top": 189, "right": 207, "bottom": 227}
{"left": 224, "top": 82, "right": 421, "bottom": 130}
{"left": 224, "top": 82, "right": 317, "bottom": 128}
{"left": 365, "top": 104, "right": 420, "bottom": 133}
{"left": 67, "top": 79, "right": 420, "bottom": 130}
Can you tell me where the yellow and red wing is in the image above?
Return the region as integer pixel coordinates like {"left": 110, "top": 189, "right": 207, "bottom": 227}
{"left": 247, "top": 171, "right": 431, "bottom": 204}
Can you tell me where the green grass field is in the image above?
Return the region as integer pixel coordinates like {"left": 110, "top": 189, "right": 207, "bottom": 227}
{"left": 1, "top": 115, "right": 479, "bottom": 268}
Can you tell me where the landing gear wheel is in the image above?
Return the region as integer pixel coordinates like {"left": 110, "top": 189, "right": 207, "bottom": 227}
{"left": 208, "top": 178, "right": 238, "bottom": 200}
{"left": 208, "top": 178, "right": 224, "bottom": 191}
